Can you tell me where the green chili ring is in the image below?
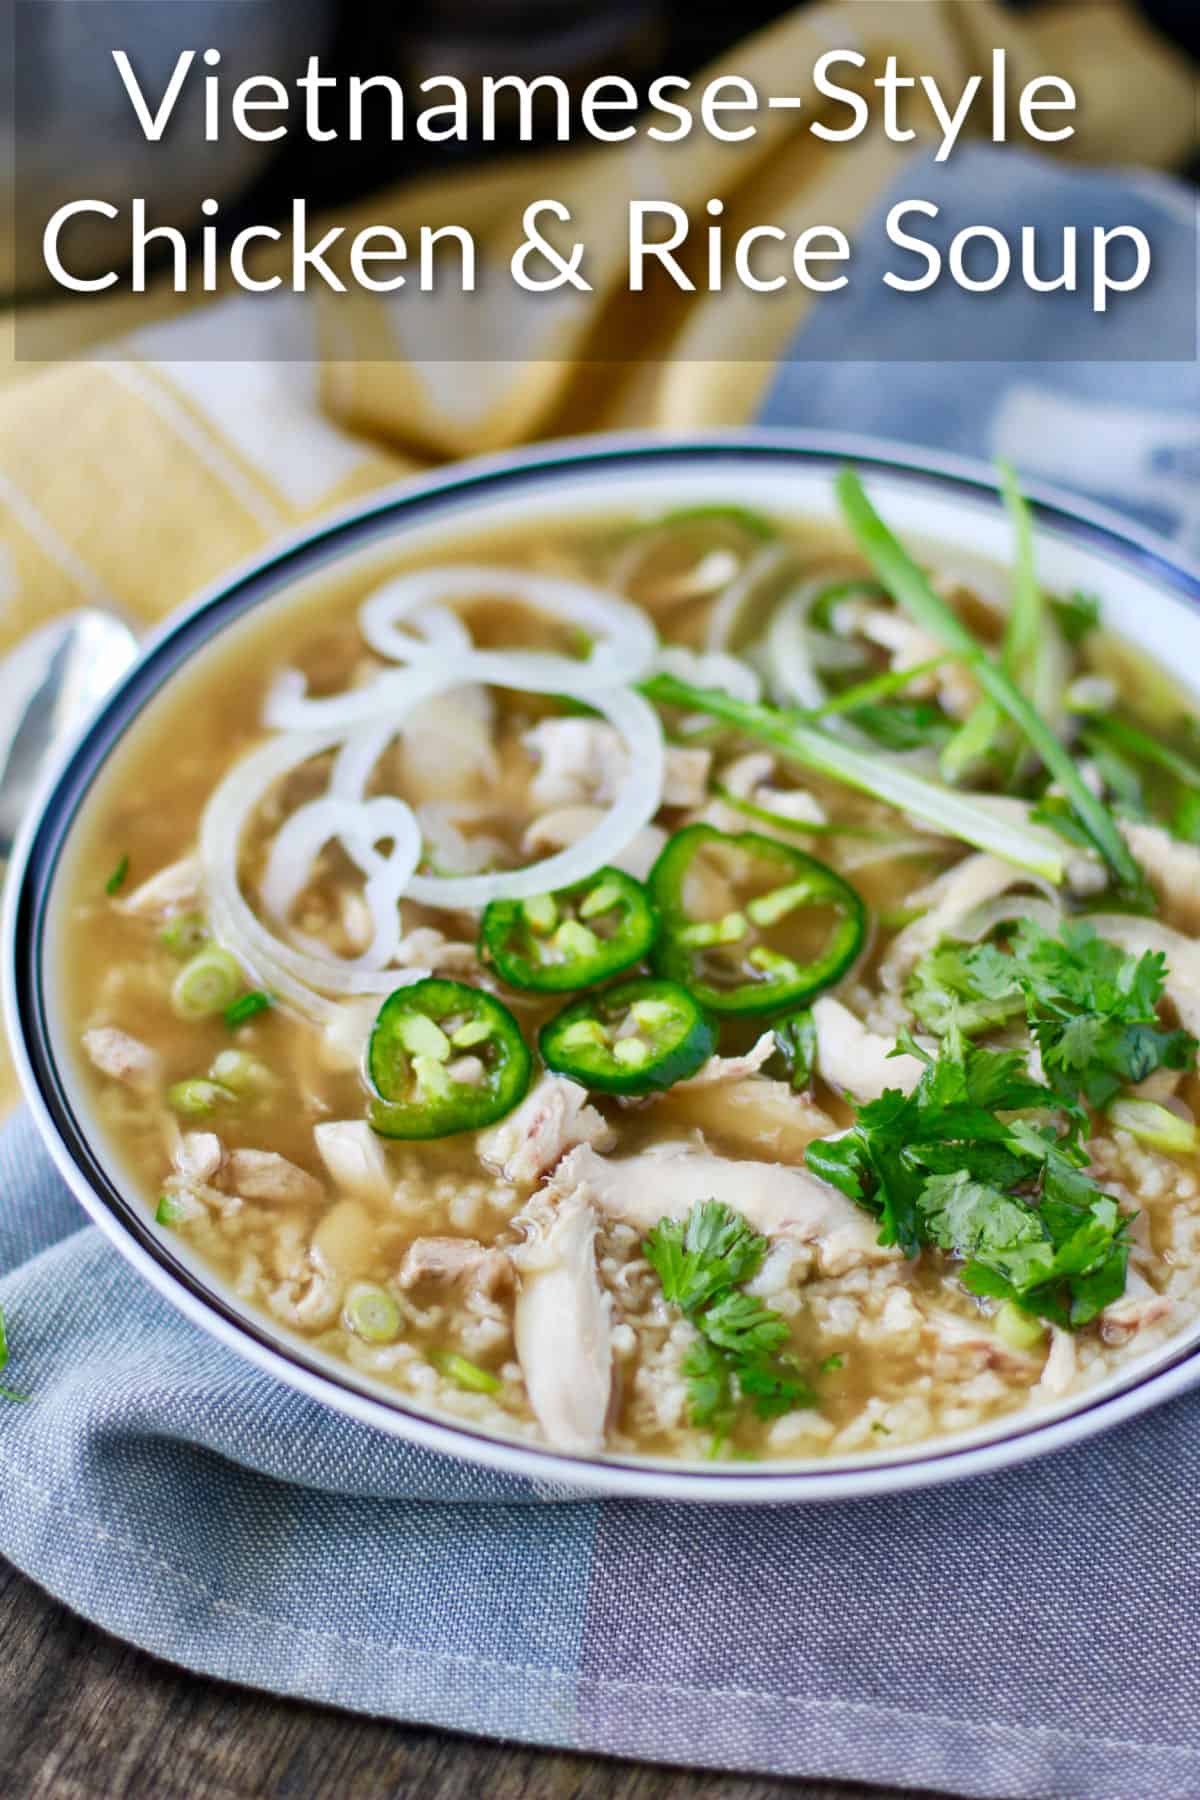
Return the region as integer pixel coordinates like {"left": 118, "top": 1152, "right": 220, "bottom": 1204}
{"left": 480, "top": 866, "right": 659, "bottom": 993}
{"left": 540, "top": 976, "right": 716, "bottom": 1096}
{"left": 649, "top": 823, "right": 866, "bottom": 1017}
{"left": 368, "top": 979, "right": 532, "bottom": 1140}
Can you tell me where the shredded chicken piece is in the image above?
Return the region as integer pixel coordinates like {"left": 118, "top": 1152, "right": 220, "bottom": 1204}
{"left": 549, "top": 1141, "right": 897, "bottom": 1277}
{"left": 400, "top": 686, "right": 498, "bottom": 801}
{"left": 81, "top": 1026, "right": 162, "bottom": 1092}
{"left": 478, "top": 1073, "right": 615, "bottom": 1188}
{"left": 1101, "top": 1270, "right": 1172, "bottom": 1339}
{"left": 1119, "top": 821, "right": 1200, "bottom": 933}
{"left": 812, "top": 996, "right": 926, "bottom": 1102}
{"left": 314, "top": 1121, "right": 391, "bottom": 1205}
{"left": 674, "top": 1031, "right": 776, "bottom": 1089}
{"left": 657, "top": 1076, "right": 835, "bottom": 1162}
{"left": 922, "top": 1308, "right": 1040, "bottom": 1374}
{"left": 320, "top": 998, "right": 383, "bottom": 1073}
{"left": 399, "top": 1235, "right": 512, "bottom": 1296}
{"left": 524, "top": 718, "right": 710, "bottom": 810}
{"left": 392, "top": 927, "right": 478, "bottom": 974}
{"left": 834, "top": 603, "right": 976, "bottom": 719}
{"left": 511, "top": 1189, "right": 613, "bottom": 1454}
{"left": 174, "top": 1131, "right": 224, "bottom": 1186}
{"left": 1033, "top": 1326, "right": 1077, "bottom": 1399}
{"left": 116, "top": 855, "right": 203, "bottom": 918}
{"left": 217, "top": 1149, "right": 324, "bottom": 1207}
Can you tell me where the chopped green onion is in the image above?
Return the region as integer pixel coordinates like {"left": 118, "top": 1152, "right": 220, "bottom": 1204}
{"left": 165, "top": 1078, "right": 233, "bottom": 1117}
{"left": 1082, "top": 714, "right": 1200, "bottom": 791}
{"left": 208, "top": 1048, "right": 274, "bottom": 1095}
{"left": 224, "top": 990, "right": 273, "bottom": 1031}
{"left": 819, "top": 1352, "right": 845, "bottom": 1374}
{"left": 994, "top": 1300, "right": 1046, "bottom": 1354}
{"left": 171, "top": 946, "right": 242, "bottom": 1021}
{"left": 642, "top": 673, "right": 1067, "bottom": 884}
{"left": 1107, "top": 1097, "right": 1197, "bottom": 1154}
{"left": 156, "top": 1191, "right": 205, "bottom": 1227}
{"left": 429, "top": 1349, "right": 503, "bottom": 1394}
{"left": 160, "top": 913, "right": 210, "bottom": 957}
{"left": 105, "top": 855, "right": 130, "bottom": 896}
{"left": 345, "top": 1284, "right": 402, "bottom": 1344}
{"left": 834, "top": 468, "right": 1146, "bottom": 901}
{"left": 808, "top": 654, "right": 950, "bottom": 719}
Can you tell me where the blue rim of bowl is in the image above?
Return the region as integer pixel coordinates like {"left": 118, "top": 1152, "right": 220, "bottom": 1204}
{"left": 10, "top": 429, "right": 1200, "bottom": 1498}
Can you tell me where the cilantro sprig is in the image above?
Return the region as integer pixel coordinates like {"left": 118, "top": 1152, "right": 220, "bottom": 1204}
{"left": 805, "top": 1031, "right": 1131, "bottom": 1330}
{"left": 908, "top": 918, "right": 1196, "bottom": 1112}
{"left": 644, "top": 1201, "right": 814, "bottom": 1449}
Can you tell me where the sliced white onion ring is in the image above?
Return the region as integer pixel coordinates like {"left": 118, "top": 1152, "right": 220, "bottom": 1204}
{"left": 262, "top": 794, "right": 422, "bottom": 971}
{"left": 704, "top": 541, "right": 793, "bottom": 656}
{"left": 200, "top": 731, "right": 429, "bottom": 1021}
{"left": 263, "top": 664, "right": 442, "bottom": 733}
{"left": 359, "top": 564, "right": 657, "bottom": 690}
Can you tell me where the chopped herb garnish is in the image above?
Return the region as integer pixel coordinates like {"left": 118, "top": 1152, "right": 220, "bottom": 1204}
{"left": 105, "top": 855, "right": 130, "bottom": 896}
{"left": 645, "top": 1200, "right": 814, "bottom": 1448}
{"left": 805, "top": 1027, "right": 1133, "bottom": 1329}
{"left": 224, "top": 990, "right": 274, "bottom": 1031}
{"left": 907, "top": 918, "right": 1196, "bottom": 1112}
{"left": 819, "top": 1353, "right": 845, "bottom": 1374}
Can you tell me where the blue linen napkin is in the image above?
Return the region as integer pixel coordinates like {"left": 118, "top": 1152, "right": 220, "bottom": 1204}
{"left": 2, "top": 148, "right": 1200, "bottom": 1800}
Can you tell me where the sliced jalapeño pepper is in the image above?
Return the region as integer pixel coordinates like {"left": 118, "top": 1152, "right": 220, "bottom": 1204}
{"left": 648, "top": 824, "right": 865, "bottom": 1017}
{"left": 367, "top": 979, "right": 531, "bottom": 1139}
{"left": 480, "top": 866, "right": 658, "bottom": 993}
{"left": 540, "top": 976, "right": 715, "bottom": 1096}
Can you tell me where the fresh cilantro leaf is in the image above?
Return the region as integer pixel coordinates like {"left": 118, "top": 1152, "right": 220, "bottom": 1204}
{"left": 805, "top": 1018, "right": 1136, "bottom": 1331}
{"left": 906, "top": 918, "right": 1196, "bottom": 1115}
{"left": 701, "top": 1291, "right": 791, "bottom": 1358}
{"left": 644, "top": 1200, "right": 814, "bottom": 1445}
{"left": 681, "top": 1338, "right": 737, "bottom": 1435}
{"left": 644, "top": 1200, "right": 767, "bottom": 1316}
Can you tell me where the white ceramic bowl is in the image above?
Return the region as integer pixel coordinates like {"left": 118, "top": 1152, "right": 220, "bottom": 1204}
{"left": 9, "top": 429, "right": 1200, "bottom": 1503}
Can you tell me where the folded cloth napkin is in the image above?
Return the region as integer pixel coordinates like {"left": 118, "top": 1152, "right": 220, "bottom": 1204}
{"left": 3, "top": 136, "right": 1200, "bottom": 1800}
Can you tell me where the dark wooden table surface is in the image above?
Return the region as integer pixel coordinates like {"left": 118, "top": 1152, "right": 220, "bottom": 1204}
{"left": 0, "top": 1556, "right": 961, "bottom": 1800}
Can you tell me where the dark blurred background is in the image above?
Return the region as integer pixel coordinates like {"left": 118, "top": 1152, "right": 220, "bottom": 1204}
{"left": 9, "top": 0, "right": 1197, "bottom": 302}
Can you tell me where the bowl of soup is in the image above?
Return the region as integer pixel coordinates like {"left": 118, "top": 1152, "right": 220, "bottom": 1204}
{"left": 9, "top": 431, "right": 1200, "bottom": 1501}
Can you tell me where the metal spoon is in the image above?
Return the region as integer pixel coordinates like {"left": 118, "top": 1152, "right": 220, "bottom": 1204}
{"left": 0, "top": 610, "right": 139, "bottom": 865}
